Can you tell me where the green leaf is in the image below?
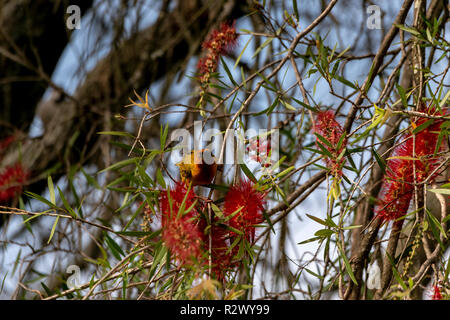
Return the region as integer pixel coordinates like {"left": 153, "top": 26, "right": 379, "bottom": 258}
{"left": 305, "top": 268, "right": 323, "bottom": 280}
{"left": 57, "top": 187, "right": 77, "bottom": 218}
{"left": 41, "top": 282, "right": 53, "bottom": 296}
{"left": 445, "top": 254, "right": 450, "bottom": 282}
{"left": 97, "top": 131, "right": 134, "bottom": 138}
{"left": 160, "top": 122, "right": 169, "bottom": 151}
{"left": 252, "top": 37, "right": 274, "bottom": 59}
{"left": 116, "top": 230, "right": 160, "bottom": 238}
{"left": 412, "top": 119, "right": 434, "bottom": 134}
{"left": 104, "top": 233, "right": 125, "bottom": 260}
{"left": 234, "top": 36, "right": 252, "bottom": 69}
{"left": 396, "top": 84, "right": 407, "bottom": 108}
{"left": 156, "top": 168, "right": 166, "bottom": 189}
{"left": 426, "top": 208, "right": 447, "bottom": 239}
{"left": 275, "top": 166, "right": 295, "bottom": 179}
{"left": 385, "top": 252, "right": 407, "bottom": 290}
{"left": 298, "top": 236, "right": 322, "bottom": 245}
{"left": 291, "top": 97, "right": 317, "bottom": 112}
{"left": 99, "top": 157, "right": 138, "bottom": 173}
{"left": 256, "top": 97, "right": 279, "bottom": 116}
{"left": 314, "top": 133, "right": 334, "bottom": 149}
{"left": 280, "top": 99, "right": 296, "bottom": 111}
{"left": 395, "top": 24, "right": 421, "bottom": 36}
{"left": 122, "top": 201, "right": 145, "bottom": 232}
{"left": 149, "top": 244, "right": 167, "bottom": 279}
{"left": 81, "top": 168, "right": 101, "bottom": 189}
{"left": 314, "top": 229, "right": 334, "bottom": 238}
{"left": 25, "top": 191, "right": 57, "bottom": 210}
{"left": 220, "top": 56, "right": 238, "bottom": 86}
{"left": 439, "top": 90, "right": 450, "bottom": 108}
{"left": 372, "top": 148, "right": 386, "bottom": 174}
{"left": 210, "top": 202, "right": 224, "bottom": 219}
{"left": 315, "top": 141, "right": 333, "bottom": 158}
{"left": 256, "top": 71, "right": 277, "bottom": 92}
{"left": 0, "top": 271, "right": 8, "bottom": 295}
{"left": 306, "top": 214, "right": 328, "bottom": 227}
{"left": 292, "top": 0, "right": 299, "bottom": 20}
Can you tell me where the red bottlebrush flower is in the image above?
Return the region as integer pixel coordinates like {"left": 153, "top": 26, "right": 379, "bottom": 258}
{"left": 376, "top": 107, "right": 447, "bottom": 222}
{"left": 0, "top": 164, "right": 29, "bottom": 202}
{"left": 247, "top": 136, "right": 272, "bottom": 167}
{"left": 198, "top": 21, "right": 238, "bottom": 85}
{"left": 223, "top": 179, "right": 266, "bottom": 242}
{"left": 159, "top": 183, "right": 204, "bottom": 265}
{"left": 313, "top": 110, "right": 347, "bottom": 176}
{"left": 432, "top": 284, "right": 443, "bottom": 300}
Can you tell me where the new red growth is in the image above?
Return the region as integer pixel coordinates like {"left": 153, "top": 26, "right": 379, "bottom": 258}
{"left": 313, "top": 110, "right": 347, "bottom": 176}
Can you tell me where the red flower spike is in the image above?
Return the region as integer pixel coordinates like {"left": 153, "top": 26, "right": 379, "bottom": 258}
{"left": 247, "top": 136, "right": 272, "bottom": 167}
{"left": 313, "top": 110, "right": 347, "bottom": 176}
{"left": 0, "top": 164, "right": 29, "bottom": 203}
{"left": 375, "top": 107, "right": 447, "bottom": 222}
{"left": 223, "top": 179, "right": 266, "bottom": 243}
{"left": 159, "top": 183, "right": 204, "bottom": 265}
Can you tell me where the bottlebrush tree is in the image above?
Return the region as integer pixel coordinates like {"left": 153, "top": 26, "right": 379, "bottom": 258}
{"left": 0, "top": 1, "right": 449, "bottom": 301}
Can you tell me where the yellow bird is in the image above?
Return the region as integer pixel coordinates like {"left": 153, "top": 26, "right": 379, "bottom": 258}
{"left": 176, "top": 149, "right": 218, "bottom": 186}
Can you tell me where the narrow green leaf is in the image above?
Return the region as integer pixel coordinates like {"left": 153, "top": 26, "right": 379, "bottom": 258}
{"left": 314, "top": 229, "right": 334, "bottom": 238}
{"left": 292, "top": 0, "right": 299, "bottom": 20}
{"left": 57, "top": 187, "right": 77, "bottom": 218}
{"left": 428, "top": 188, "right": 450, "bottom": 195}
{"left": 97, "top": 131, "right": 134, "bottom": 138}
{"left": 332, "top": 74, "right": 357, "bottom": 90}
{"left": 220, "top": 57, "right": 238, "bottom": 86}
{"left": 25, "top": 191, "right": 57, "bottom": 209}
{"left": 412, "top": 119, "right": 434, "bottom": 134}
{"left": 306, "top": 214, "right": 328, "bottom": 227}
{"left": 105, "top": 233, "right": 125, "bottom": 259}
{"left": 314, "top": 133, "right": 334, "bottom": 149}
{"left": 160, "top": 123, "right": 169, "bottom": 151}
{"left": 252, "top": 37, "right": 274, "bottom": 59}
{"left": 396, "top": 84, "right": 407, "bottom": 108}
{"left": 156, "top": 168, "right": 166, "bottom": 188}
